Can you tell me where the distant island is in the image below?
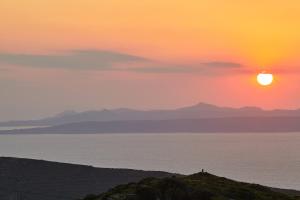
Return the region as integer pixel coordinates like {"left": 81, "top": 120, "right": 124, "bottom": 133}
{"left": 1, "top": 117, "right": 300, "bottom": 134}
{"left": 0, "top": 157, "right": 299, "bottom": 200}
{"left": 1, "top": 102, "right": 300, "bottom": 134}
{"left": 2, "top": 102, "right": 300, "bottom": 127}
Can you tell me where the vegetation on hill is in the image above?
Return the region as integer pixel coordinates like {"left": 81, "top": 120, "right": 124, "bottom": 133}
{"left": 81, "top": 172, "right": 300, "bottom": 200}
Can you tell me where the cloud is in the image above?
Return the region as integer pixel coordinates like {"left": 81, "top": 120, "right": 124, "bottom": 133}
{"left": 200, "top": 61, "right": 242, "bottom": 68}
{"left": 0, "top": 50, "right": 148, "bottom": 70}
{"left": 129, "top": 65, "right": 198, "bottom": 73}
{"left": 129, "top": 61, "right": 243, "bottom": 74}
{"left": 0, "top": 49, "right": 243, "bottom": 75}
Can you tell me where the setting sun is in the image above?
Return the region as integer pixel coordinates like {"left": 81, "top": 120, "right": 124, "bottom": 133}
{"left": 257, "top": 72, "right": 274, "bottom": 86}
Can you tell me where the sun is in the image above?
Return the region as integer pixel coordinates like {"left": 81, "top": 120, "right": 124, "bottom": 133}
{"left": 257, "top": 72, "right": 274, "bottom": 86}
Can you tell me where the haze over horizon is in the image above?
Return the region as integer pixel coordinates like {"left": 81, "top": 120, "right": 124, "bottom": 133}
{"left": 2, "top": 1, "right": 300, "bottom": 120}
{"left": 2, "top": 101, "right": 300, "bottom": 123}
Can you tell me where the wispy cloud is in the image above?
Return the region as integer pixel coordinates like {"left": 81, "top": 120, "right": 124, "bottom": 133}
{"left": 0, "top": 50, "right": 244, "bottom": 75}
{"left": 200, "top": 61, "right": 242, "bottom": 68}
{"left": 129, "top": 61, "right": 243, "bottom": 74}
{"left": 0, "top": 50, "right": 148, "bottom": 70}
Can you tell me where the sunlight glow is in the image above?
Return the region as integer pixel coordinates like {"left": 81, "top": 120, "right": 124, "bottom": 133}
{"left": 257, "top": 72, "right": 274, "bottom": 86}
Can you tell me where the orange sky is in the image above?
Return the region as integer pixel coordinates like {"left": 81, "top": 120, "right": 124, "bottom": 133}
{"left": 1, "top": 0, "right": 300, "bottom": 120}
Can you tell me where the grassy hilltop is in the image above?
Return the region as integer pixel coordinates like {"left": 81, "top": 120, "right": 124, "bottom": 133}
{"left": 82, "top": 172, "right": 300, "bottom": 200}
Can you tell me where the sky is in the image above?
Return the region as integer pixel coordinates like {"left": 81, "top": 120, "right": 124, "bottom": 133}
{"left": 1, "top": 0, "right": 300, "bottom": 120}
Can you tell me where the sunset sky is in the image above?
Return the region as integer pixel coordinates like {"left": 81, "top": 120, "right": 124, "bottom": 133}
{"left": 1, "top": 0, "right": 300, "bottom": 120}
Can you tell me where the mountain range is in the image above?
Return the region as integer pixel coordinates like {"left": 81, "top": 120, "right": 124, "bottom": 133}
{"left": 1, "top": 102, "right": 300, "bottom": 134}
{"left": 1, "top": 102, "right": 300, "bottom": 127}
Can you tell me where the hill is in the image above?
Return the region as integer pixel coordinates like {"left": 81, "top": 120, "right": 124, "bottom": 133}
{"left": 81, "top": 172, "right": 300, "bottom": 200}
{"left": 1, "top": 102, "right": 300, "bottom": 127}
{"left": 0, "top": 157, "right": 171, "bottom": 200}
{"left": 2, "top": 116, "right": 300, "bottom": 134}
{"left": 0, "top": 157, "right": 299, "bottom": 200}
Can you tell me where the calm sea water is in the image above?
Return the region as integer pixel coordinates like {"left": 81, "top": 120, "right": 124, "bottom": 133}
{"left": 0, "top": 132, "right": 299, "bottom": 190}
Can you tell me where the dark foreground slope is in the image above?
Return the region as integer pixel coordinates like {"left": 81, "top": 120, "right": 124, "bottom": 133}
{"left": 0, "top": 157, "right": 171, "bottom": 200}
{"left": 82, "top": 172, "right": 300, "bottom": 200}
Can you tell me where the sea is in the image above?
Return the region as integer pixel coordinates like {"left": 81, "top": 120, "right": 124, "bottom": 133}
{"left": 0, "top": 130, "right": 299, "bottom": 190}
